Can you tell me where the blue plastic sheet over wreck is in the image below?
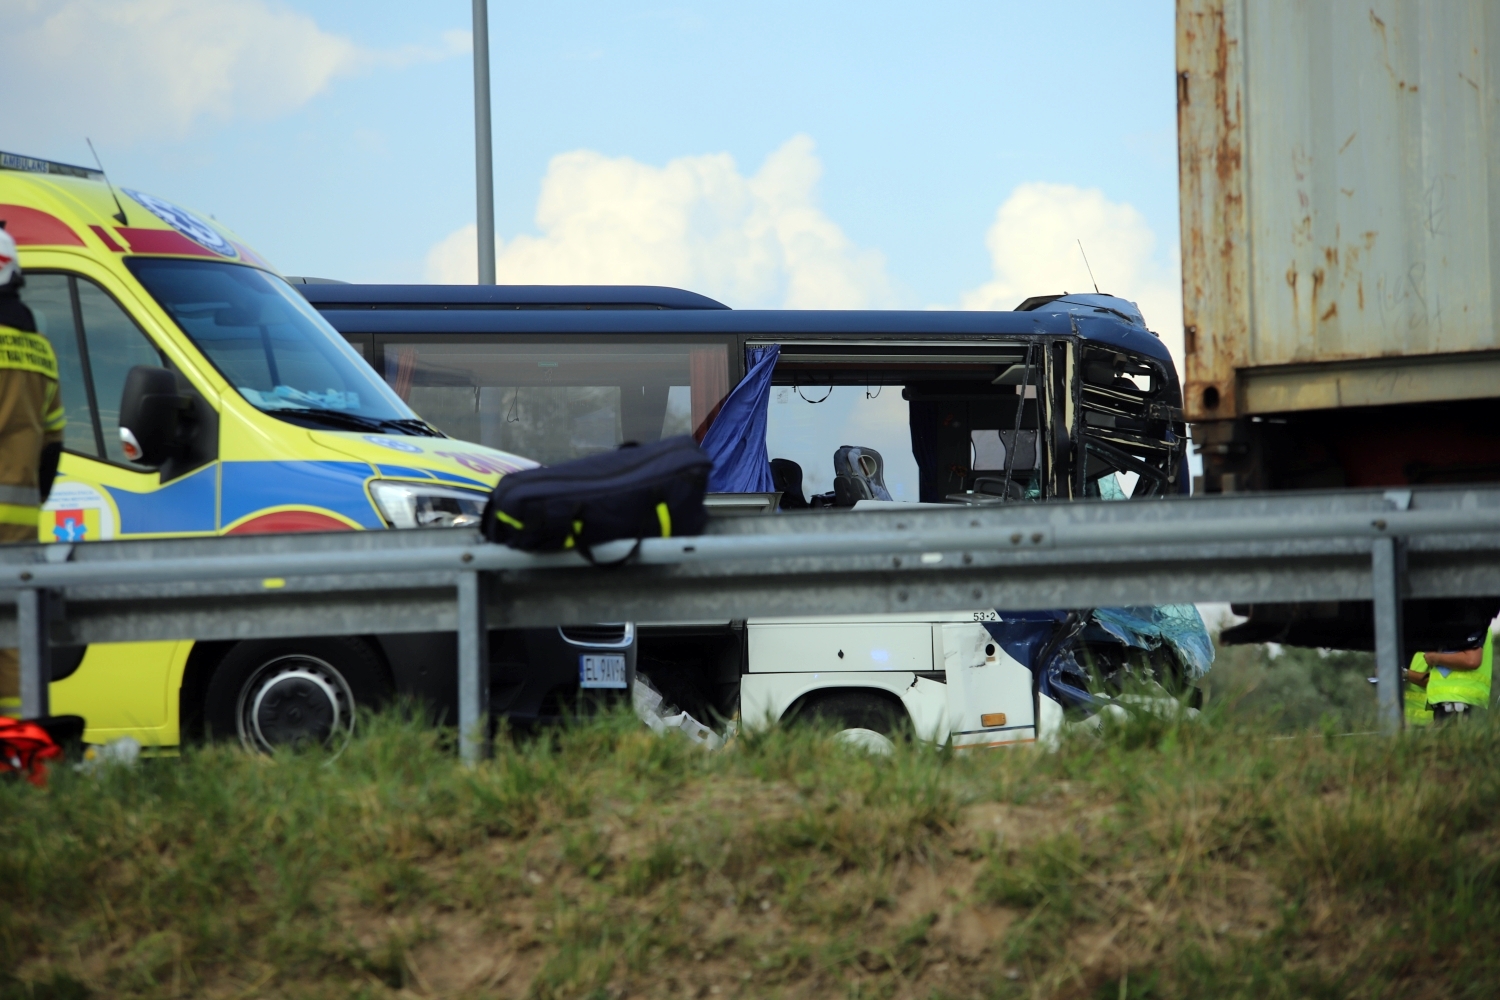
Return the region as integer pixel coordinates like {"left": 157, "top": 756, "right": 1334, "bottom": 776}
{"left": 701, "top": 344, "right": 779, "bottom": 493}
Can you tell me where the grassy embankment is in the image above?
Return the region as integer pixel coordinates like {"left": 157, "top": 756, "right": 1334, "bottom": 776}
{"left": 5, "top": 647, "right": 1498, "bottom": 1000}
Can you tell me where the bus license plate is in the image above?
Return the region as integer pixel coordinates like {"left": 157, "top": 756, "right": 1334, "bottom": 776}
{"left": 580, "top": 654, "right": 627, "bottom": 689}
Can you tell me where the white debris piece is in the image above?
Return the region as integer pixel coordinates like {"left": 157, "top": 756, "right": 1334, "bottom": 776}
{"left": 75, "top": 735, "right": 141, "bottom": 773}
{"left": 632, "top": 675, "right": 728, "bottom": 750}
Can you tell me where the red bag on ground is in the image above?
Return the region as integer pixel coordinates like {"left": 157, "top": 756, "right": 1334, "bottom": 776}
{"left": 0, "top": 718, "right": 63, "bottom": 787}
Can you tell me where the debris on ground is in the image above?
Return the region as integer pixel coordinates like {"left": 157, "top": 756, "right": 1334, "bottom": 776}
{"left": 632, "top": 674, "right": 733, "bottom": 750}
{"left": 75, "top": 736, "right": 141, "bottom": 774}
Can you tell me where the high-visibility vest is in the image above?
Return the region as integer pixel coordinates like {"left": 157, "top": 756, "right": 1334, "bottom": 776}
{"left": 1427, "top": 630, "right": 1494, "bottom": 709}
{"left": 1405, "top": 652, "right": 1432, "bottom": 727}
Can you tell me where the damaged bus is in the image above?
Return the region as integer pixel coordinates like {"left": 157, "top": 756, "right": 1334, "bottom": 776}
{"left": 299, "top": 282, "right": 1211, "bottom": 747}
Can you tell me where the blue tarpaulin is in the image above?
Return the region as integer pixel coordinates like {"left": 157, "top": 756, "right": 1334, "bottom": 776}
{"left": 701, "top": 344, "right": 779, "bottom": 493}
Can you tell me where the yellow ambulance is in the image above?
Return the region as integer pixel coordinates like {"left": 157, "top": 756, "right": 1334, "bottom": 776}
{"left": 0, "top": 151, "right": 634, "bottom": 751}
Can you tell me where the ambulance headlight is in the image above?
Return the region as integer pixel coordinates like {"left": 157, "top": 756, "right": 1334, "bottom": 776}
{"left": 369, "top": 481, "right": 487, "bottom": 529}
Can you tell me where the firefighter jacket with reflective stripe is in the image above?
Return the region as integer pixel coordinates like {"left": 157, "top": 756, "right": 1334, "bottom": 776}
{"left": 0, "top": 295, "right": 66, "bottom": 530}
{"left": 0, "top": 325, "right": 58, "bottom": 379}
{"left": 1427, "top": 630, "right": 1494, "bottom": 709}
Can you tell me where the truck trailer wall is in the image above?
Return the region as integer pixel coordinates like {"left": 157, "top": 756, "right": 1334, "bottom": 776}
{"left": 1178, "top": 0, "right": 1500, "bottom": 424}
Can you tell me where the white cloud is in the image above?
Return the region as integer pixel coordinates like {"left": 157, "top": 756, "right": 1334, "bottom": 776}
{"left": 960, "top": 182, "right": 1184, "bottom": 368}
{"left": 2, "top": 0, "right": 468, "bottom": 147}
{"left": 425, "top": 136, "right": 894, "bottom": 309}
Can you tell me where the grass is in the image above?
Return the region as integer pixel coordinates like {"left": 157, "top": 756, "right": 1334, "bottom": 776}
{"left": 4, "top": 674, "right": 1497, "bottom": 1000}
{"left": 1203, "top": 641, "right": 1379, "bottom": 733}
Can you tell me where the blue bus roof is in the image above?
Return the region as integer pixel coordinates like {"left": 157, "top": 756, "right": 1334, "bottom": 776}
{"left": 296, "top": 283, "right": 730, "bottom": 310}
{"left": 301, "top": 285, "right": 1171, "bottom": 364}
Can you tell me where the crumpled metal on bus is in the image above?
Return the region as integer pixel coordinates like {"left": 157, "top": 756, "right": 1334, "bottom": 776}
{"left": 632, "top": 674, "right": 730, "bottom": 750}
{"left": 1090, "top": 605, "right": 1215, "bottom": 679}
{"left": 1086, "top": 475, "right": 1215, "bottom": 677}
{"left": 990, "top": 604, "right": 1214, "bottom": 712}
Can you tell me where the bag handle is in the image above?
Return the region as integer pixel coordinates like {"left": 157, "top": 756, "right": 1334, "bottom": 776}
{"left": 578, "top": 537, "right": 643, "bottom": 569}
{"left": 575, "top": 498, "right": 670, "bottom": 569}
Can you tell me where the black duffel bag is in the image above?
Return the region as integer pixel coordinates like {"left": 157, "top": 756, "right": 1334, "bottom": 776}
{"left": 482, "top": 436, "right": 712, "bottom": 561}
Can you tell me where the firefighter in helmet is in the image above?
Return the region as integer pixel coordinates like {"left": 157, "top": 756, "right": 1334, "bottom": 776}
{"left": 0, "top": 222, "right": 66, "bottom": 716}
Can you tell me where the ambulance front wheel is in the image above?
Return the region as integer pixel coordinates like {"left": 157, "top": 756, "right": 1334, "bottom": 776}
{"left": 204, "top": 638, "right": 391, "bottom": 754}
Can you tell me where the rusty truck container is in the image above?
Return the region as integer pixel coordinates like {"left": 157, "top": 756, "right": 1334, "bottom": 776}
{"left": 1178, "top": 0, "right": 1500, "bottom": 651}
{"left": 1179, "top": 0, "right": 1500, "bottom": 494}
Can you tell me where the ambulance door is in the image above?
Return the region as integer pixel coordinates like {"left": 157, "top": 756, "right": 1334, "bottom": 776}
{"left": 21, "top": 268, "right": 211, "bottom": 744}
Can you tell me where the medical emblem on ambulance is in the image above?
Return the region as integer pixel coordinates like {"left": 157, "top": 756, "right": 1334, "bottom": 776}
{"left": 41, "top": 482, "right": 117, "bottom": 541}
{"left": 123, "top": 189, "right": 237, "bottom": 258}
{"left": 362, "top": 435, "right": 424, "bottom": 454}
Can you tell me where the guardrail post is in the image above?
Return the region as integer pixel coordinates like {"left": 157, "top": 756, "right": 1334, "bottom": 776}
{"left": 457, "top": 569, "right": 490, "bottom": 764}
{"left": 1371, "top": 536, "right": 1406, "bottom": 735}
{"left": 17, "top": 587, "right": 50, "bottom": 720}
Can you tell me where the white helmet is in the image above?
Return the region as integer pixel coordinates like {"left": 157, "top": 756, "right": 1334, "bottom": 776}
{"left": 0, "top": 224, "right": 19, "bottom": 288}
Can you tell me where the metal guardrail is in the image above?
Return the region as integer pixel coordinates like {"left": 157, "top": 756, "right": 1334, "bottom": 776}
{"left": 4, "top": 485, "right": 1500, "bottom": 759}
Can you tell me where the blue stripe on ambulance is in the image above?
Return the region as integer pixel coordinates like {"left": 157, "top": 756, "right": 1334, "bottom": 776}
{"left": 220, "top": 461, "right": 383, "bottom": 529}
{"left": 104, "top": 465, "right": 217, "bottom": 534}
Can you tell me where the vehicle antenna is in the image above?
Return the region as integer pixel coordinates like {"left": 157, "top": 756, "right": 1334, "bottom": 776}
{"left": 86, "top": 139, "right": 130, "bottom": 226}
{"left": 1077, "top": 239, "right": 1100, "bottom": 293}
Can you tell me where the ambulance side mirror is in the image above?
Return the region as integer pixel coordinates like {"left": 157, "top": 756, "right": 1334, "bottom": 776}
{"left": 119, "top": 366, "right": 186, "bottom": 467}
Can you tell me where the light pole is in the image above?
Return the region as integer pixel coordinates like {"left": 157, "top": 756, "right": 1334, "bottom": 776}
{"left": 472, "top": 0, "right": 496, "bottom": 285}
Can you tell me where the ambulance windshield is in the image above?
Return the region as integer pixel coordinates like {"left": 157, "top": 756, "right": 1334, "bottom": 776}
{"left": 126, "top": 258, "right": 431, "bottom": 434}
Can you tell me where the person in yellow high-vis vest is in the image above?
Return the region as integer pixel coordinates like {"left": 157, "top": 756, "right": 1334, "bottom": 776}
{"left": 1403, "top": 652, "right": 1433, "bottom": 728}
{"left": 1414, "top": 625, "right": 1495, "bottom": 725}
{"left": 0, "top": 222, "right": 66, "bottom": 717}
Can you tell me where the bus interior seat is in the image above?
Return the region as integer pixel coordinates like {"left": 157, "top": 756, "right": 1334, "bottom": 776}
{"left": 833, "top": 445, "right": 893, "bottom": 505}
{"left": 967, "top": 430, "right": 1039, "bottom": 501}
{"left": 771, "top": 458, "right": 810, "bottom": 509}
{"left": 972, "top": 476, "right": 1027, "bottom": 500}
{"left": 907, "top": 383, "right": 1040, "bottom": 500}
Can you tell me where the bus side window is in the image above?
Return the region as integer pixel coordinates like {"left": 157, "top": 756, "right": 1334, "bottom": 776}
{"left": 383, "top": 341, "right": 731, "bottom": 465}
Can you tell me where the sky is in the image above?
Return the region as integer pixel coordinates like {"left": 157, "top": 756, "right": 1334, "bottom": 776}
{"left": 4, "top": 0, "right": 1184, "bottom": 362}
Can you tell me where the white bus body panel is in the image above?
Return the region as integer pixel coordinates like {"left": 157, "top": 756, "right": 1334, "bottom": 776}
{"left": 742, "top": 615, "right": 1036, "bottom": 746}
{"left": 747, "top": 621, "right": 932, "bottom": 674}
{"left": 939, "top": 623, "right": 1035, "bottom": 747}
{"left": 740, "top": 670, "right": 951, "bottom": 742}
